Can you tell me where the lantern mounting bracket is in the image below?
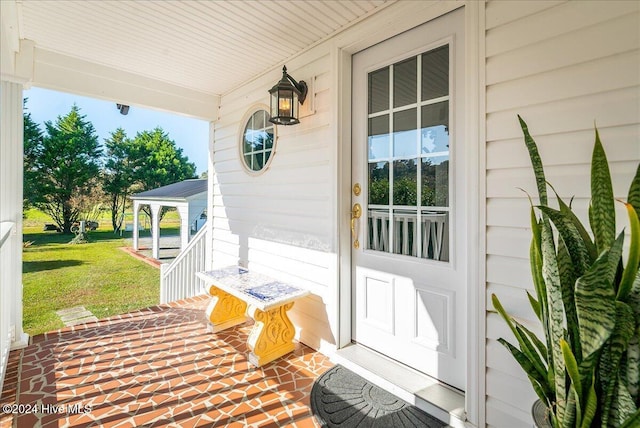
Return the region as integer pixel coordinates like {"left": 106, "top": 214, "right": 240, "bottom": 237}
{"left": 281, "top": 66, "right": 307, "bottom": 104}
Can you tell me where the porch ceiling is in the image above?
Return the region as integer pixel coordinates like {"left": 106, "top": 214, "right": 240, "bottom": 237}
{"left": 10, "top": 0, "right": 390, "bottom": 96}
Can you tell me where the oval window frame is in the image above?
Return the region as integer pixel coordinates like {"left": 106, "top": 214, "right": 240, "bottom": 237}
{"left": 238, "top": 105, "right": 277, "bottom": 176}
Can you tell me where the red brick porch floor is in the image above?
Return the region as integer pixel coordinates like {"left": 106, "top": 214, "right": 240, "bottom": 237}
{"left": 0, "top": 295, "right": 333, "bottom": 427}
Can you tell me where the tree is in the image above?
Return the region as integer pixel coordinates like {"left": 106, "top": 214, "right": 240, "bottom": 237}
{"left": 103, "top": 128, "right": 134, "bottom": 232}
{"left": 23, "top": 99, "right": 43, "bottom": 211}
{"left": 132, "top": 127, "right": 197, "bottom": 220}
{"left": 132, "top": 127, "right": 197, "bottom": 191}
{"left": 101, "top": 127, "right": 196, "bottom": 229}
{"left": 31, "top": 105, "right": 102, "bottom": 233}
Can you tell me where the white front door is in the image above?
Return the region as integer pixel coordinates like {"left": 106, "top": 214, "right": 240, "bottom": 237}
{"left": 351, "top": 8, "right": 466, "bottom": 390}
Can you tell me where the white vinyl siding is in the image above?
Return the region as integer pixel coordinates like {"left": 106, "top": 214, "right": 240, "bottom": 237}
{"left": 484, "top": 1, "right": 640, "bottom": 427}
{"left": 210, "top": 49, "right": 338, "bottom": 352}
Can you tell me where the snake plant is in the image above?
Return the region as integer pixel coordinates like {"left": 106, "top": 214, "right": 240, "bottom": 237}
{"left": 492, "top": 116, "right": 640, "bottom": 427}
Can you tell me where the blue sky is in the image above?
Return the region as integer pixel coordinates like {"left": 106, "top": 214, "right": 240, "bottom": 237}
{"left": 23, "top": 87, "right": 210, "bottom": 175}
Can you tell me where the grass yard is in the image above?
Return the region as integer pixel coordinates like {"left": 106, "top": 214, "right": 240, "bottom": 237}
{"left": 22, "top": 209, "right": 182, "bottom": 336}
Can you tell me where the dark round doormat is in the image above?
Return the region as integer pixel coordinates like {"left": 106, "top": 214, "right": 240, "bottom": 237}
{"left": 310, "top": 365, "right": 446, "bottom": 427}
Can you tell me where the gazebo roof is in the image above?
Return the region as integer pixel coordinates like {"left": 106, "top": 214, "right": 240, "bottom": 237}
{"left": 131, "top": 179, "right": 207, "bottom": 201}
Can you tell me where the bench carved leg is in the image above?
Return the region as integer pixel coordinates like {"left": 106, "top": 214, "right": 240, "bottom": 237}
{"left": 246, "top": 302, "right": 296, "bottom": 367}
{"left": 205, "top": 286, "right": 248, "bottom": 333}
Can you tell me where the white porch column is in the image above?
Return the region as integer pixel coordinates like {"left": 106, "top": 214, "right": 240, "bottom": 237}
{"left": 205, "top": 121, "right": 215, "bottom": 270}
{"left": 177, "top": 204, "right": 189, "bottom": 251}
{"left": 132, "top": 201, "right": 140, "bottom": 250}
{"left": 0, "top": 81, "right": 29, "bottom": 361}
{"left": 150, "top": 204, "right": 162, "bottom": 260}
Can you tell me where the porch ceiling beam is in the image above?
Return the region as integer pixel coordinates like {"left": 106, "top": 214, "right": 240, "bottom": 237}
{"left": 31, "top": 48, "right": 220, "bottom": 121}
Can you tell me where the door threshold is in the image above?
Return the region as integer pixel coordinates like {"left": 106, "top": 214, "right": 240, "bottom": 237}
{"left": 333, "top": 344, "right": 466, "bottom": 427}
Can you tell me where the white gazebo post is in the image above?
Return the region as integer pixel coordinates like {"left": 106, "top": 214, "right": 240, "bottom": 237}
{"left": 132, "top": 200, "right": 140, "bottom": 250}
{"left": 150, "top": 203, "right": 162, "bottom": 260}
{"left": 177, "top": 204, "right": 189, "bottom": 251}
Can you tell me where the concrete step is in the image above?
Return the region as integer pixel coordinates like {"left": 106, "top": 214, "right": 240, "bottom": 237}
{"left": 333, "top": 344, "right": 466, "bottom": 427}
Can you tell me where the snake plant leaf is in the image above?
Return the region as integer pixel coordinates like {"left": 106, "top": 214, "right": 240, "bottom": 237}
{"left": 628, "top": 269, "right": 640, "bottom": 329}
{"left": 575, "top": 234, "right": 622, "bottom": 359}
{"left": 610, "top": 377, "right": 637, "bottom": 427}
{"left": 497, "top": 338, "right": 552, "bottom": 403}
{"left": 517, "top": 322, "right": 549, "bottom": 364}
{"left": 491, "top": 294, "right": 549, "bottom": 380}
{"left": 548, "top": 182, "right": 597, "bottom": 263}
{"left": 627, "top": 163, "right": 640, "bottom": 222}
{"left": 590, "top": 128, "right": 616, "bottom": 254}
{"left": 527, "top": 290, "right": 542, "bottom": 321}
{"left": 515, "top": 324, "right": 549, "bottom": 380}
{"left": 558, "top": 237, "right": 582, "bottom": 360}
{"left": 625, "top": 333, "right": 639, "bottom": 403}
{"left": 561, "top": 339, "right": 583, "bottom": 416}
{"left": 519, "top": 115, "right": 548, "bottom": 206}
{"left": 531, "top": 209, "right": 549, "bottom": 324}
{"left": 580, "top": 378, "right": 598, "bottom": 428}
{"left": 599, "top": 301, "right": 635, "bottom": 427}
{"left": 538, "top": 205, "right": 591, "bottom": 276}
{"left": 618, "top": 202, "right": 640, "bottom": 301}
{"left": 541, "top": 221, "right": 567, "bottom": 420}
{"left": 564, "top": 387, "right": 579, "bottom": 428}
{"left": 620, "top": 408, "right": 640, "bottom": 428}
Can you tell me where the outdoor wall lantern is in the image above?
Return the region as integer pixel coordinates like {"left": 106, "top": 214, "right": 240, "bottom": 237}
{"left": 268, "top": 66, "right": 308, "bottom": 125}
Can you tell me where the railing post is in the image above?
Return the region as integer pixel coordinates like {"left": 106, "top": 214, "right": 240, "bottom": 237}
{"left": 160, "top": 263, "right": 167, "bottom": 304}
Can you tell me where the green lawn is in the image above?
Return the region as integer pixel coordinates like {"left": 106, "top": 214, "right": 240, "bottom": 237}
{"left": 22, "top": 210, "right": 181, "bottom": 336}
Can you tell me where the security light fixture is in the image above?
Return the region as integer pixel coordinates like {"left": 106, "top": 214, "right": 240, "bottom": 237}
{"left": 116, "top": 103, "right": 130, "bottom": 115}
{"left": 268, "top": 66, "right": 307, "bottom": 126}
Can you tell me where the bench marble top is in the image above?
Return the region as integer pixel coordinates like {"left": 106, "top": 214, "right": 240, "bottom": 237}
{"left": 196, "top": 266, "right": 310, "bottom": 311}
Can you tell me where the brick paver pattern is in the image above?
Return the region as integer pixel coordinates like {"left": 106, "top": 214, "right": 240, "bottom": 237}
{"left": 0, "top": 295, "right": 333, "bottom": 427}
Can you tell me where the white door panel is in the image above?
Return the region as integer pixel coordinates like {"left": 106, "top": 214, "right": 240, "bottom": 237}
{"left": 351, "top": 8, "right": 466, "bottom": 390}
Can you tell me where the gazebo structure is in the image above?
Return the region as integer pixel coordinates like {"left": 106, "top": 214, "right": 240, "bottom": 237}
{"left": 130, "top": 179, "right": 207, "bottom": 260}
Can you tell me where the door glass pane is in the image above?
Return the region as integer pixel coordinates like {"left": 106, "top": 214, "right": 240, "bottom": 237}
{"left": 368, "top": 162, "right": 389, "bottom": 206}
{"left": 393, "top": 108, "right": 417, "bottom": 158}
{"left": 421, "top": 210, "right": 448, "bottom": 261}
{"left": 365, "top": 44, "right": 450, "bottom": 261}
{"left": 368, "top": 207, "right": 389, "bottom": 253}
{"left": 393, "top": 159, "right": 417, "bottom": 206}
{"left": 369, "top": 68, "right": 389, "bottom": 114}
{"left": 422, "top": 156, "right": 448, "bottom": 207}
{"left": 392, "top": 208, "right": 417, "bottom": 256}
{"left": 394, "top": 57, "right": 417, "bottom": 108}
{"left": 368, "top": 115, "right": 389, "bottom": 161}
{"left": 422, "top": 46, "right": 448, "bottom": 100}
{"left": 422, "top": 101, "right": 448, "bottom": 132}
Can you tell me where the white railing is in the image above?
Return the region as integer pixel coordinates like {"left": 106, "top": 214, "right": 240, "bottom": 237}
{"left": 368, "top": 209, "right": 447, "bottom": 260}
{"left": 0, "top": 221, "right": 15, "bottom": 392}
{"left": 160, "top": 222, "right": 208, "bottom": 304}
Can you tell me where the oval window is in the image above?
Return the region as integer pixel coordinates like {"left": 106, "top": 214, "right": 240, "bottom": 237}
{"left": 241, "top": 109, "right": 275, "bottom": 173}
